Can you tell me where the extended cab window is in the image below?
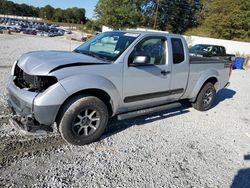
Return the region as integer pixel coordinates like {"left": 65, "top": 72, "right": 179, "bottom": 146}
{"left": 171, "top": 38, "right": 184, "bottom": 64}
{"left": 129, "top": 37, "right": 166, "bottom": 65}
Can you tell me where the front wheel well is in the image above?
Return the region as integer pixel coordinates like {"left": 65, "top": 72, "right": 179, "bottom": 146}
{"left": 56, "top": 89, "right": 113, "bottom": 124}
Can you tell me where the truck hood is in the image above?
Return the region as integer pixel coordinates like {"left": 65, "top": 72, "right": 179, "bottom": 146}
{"left": 17, "top": 51, "right": 109, "bottom": 75}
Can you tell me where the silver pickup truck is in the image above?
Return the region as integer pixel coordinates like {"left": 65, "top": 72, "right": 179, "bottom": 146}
{"left": 7, "top": 31, "right": 231, "bottom": 145}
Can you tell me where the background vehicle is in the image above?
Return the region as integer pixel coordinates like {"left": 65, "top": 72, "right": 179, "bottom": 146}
{"left": 7, "top": 31, "right": 231, "bottom": 145}
{"left": 81, "top": 34, "right": 93, "bottom": 42}
{"left": 0, "top": 17, "right": 66, "bottom": 37}
{"left": 189, "top": 44, "right": 235, "bottom": 60}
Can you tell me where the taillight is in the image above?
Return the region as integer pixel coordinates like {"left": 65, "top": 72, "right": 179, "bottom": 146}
{"left": 229, "top": 63, "right": 232, "bottom": 77}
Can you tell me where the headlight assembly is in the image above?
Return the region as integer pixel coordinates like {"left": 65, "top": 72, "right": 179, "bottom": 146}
{"left": 14, "top": 65, "right": 58, "bottom": 92}
{"left": 31, "top": 75, "right": 58, "bottom": 92}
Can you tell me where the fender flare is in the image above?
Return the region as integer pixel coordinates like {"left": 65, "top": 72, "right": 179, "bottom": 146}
{"left": 189, "top": 69, "right": 219, "bottom": 102}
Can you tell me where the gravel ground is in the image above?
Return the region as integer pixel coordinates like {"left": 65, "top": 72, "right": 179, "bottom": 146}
{"left": 0, "top": 33, "right": 81, "bottom": 106}
{"left": 0, "top": 33, "right": 81, "bottom": 67}
{"left": 0, "top": 34, "right": 250, "bottom": 187}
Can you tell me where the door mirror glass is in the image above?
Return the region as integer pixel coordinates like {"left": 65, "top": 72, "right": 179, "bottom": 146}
{"left": 132, "top": 55, "right": 150, "bottom": 65}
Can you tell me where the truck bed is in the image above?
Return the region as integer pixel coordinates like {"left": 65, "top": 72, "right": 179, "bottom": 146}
{"left": 182, "top": 56, "right": 230, "bottom": 101}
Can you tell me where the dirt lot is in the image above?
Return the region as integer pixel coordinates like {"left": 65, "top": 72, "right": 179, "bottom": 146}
{"left": 0, "top": 34, "right": 250, "bottom": 187}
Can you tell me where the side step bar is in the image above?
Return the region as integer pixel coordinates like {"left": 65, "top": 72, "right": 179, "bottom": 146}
{"left": 117, "top": 102, "right": 182, "bottom": 120}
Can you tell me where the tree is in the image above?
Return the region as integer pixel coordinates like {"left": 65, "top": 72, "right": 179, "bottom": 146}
{"left": 85, "top": 20, "right": 102, "bottom": 31}
{"left": 198, "top": 0, "right": 247, "bottom": 40}
{"left": 53, "top": 8, "right": 64, "bottom": 22}
{"left": 40, "top": 5, "right": 55, "bottom": 20}
{"left": 240, "top": 0, "right": 250, "bottom": 39}
{"left": 0, "top": 0, "right": 86, "bottom": 24}
{"left": 95, "top": 0, "right": 143, "bottom": 29}
{"left": 0, "top": 0, "right": 17, "bottom": 15}
{"left": 158, "top": 0, "right": 201, "bottom": 33}
{"left": 95, "top": 0, "right": 201, "bottom": 33}
{"left": 72, "top": 7, "right": 86, "bottom": 24}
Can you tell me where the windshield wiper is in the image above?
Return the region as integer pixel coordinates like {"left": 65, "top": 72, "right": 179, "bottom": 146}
{"left": 74, "top": 49, "right": 95, "bottom": 57}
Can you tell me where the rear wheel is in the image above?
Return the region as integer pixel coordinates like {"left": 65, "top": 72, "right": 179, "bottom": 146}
{"left": 192, "top": 82, "right": 216, "bottom": 111}
{"left": 58, "top": 95, "right": 108, "bottom": 145}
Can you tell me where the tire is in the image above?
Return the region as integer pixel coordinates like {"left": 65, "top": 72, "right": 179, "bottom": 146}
{"left": 58, "top": 95, "right": 108, "bottom": 145}
{"left": 192, "top": 82, "right": 216, "bottom": 111}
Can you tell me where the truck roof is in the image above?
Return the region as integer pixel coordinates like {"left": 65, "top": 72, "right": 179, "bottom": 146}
{"left": 192, "top": 44, "right": 225, "bottom": 48}
{"left": 116, "top": 30, "right": 183, "bottom": 38}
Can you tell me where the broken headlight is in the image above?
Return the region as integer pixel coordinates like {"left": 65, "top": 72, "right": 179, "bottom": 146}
{"left": 28, "top": 75, "right": 58, "bottom": 92}
{"left": 14, "top": 65, "right": 58, "bottom": 92}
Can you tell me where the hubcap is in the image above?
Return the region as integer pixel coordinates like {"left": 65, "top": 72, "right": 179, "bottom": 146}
{"left": 203, "top": 88, "right": 213, "bottom": 107}
{"left": 72, "top": 109, "right": 100, "bottom": 136}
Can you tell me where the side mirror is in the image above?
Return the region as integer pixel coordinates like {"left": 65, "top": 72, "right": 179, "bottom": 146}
{"left": 227, "top": 56, "right": 235, "bottom": 62}
{"left": 131, "top": 55, "right": 150, "bottom": 66}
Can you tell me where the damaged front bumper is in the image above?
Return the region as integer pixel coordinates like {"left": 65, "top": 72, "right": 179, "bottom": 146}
{"left": 8, "top": 79, "right": 36, "bottom": 116}
{"left": 7, "top": 80, "right": 52, "bottom": 134}
{"left": 8, "top": 116, "right": 53, "bottom": 135}
{"left": 7, "top": 77, "right": 64, "bottom": 133}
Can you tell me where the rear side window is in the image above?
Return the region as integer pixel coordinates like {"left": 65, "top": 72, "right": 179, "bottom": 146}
{"left": 171, "top": 38, "right": 184, "bottom": 64}
{"left": 219, "top": 46, "right": 226, "bottom": 55}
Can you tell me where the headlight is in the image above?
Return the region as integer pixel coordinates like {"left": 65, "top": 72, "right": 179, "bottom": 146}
{"left": 11, "top": 60, "right": 18, "bottom": 76}
{"left": 14, "top": 65, "right": 58, "bottom": 92}
{"left": 20, "top": 75, "right": 58, "bottom": 92}
{"left": 32, "top": 75, "right": 58, "bottom": 92}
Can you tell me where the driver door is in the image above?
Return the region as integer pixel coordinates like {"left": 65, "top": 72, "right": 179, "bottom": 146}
{"left": 122, "top": 36, "right": 172, "bottom": 110}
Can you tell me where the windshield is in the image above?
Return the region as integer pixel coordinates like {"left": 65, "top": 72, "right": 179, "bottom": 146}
{"left": 190, "top": 45, "right": 212, "bottom": 53}
{"left": 74, "top": 31, "right": 140, "bottom": 62}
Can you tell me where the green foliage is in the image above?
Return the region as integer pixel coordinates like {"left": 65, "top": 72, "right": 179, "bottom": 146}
{"left": 39, "top": 5, "right": 54, "bottom": 19}
{"left": 39, "top": 6, "right": 86, "bottom": 24}
{"left": 95, "top": 0, "right": 143, "bottom": 29}
{"left": 157, "top": 0, "right": 201, "bottom": 33}
{"left": 186, "top": 0, "right": 250, "bottom": 41}
{"left": 0, "top": 0, "right": 39, "bottom": 17}
{"left": 95, "top": 0, "right": 201, "bottom": 33}
{"left": 240, "top": 0, "right": 250, "bottom": 39}
{"left": 204, "top": 0, "right": 245, "bottom": 40}
{"left": 85, "top": 20, "right": 101, "bottom": 32}
{"left": 0, "top": 0, "right": 86, "bottom": 24}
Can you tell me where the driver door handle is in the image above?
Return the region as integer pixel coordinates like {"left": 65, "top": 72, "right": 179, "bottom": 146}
{"left": 161, "top": 70, "right": 171, "bottom": 76}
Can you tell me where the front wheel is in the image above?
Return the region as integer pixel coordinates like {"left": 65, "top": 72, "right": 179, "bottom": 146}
{"left": 192, "top": 82, "right": 216, "bottom": 111}
{"left": 58, "top": 95, "right": 108, "bottom": 145}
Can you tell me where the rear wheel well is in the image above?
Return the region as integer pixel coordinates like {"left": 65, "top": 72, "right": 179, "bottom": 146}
{"left": 193, "top": 77, "right": 218, "bottom": 102}
{"left": 56, "top": 89, "right": 113, "bottom": 123}
{"left": 204, "top": 77, "right": 218, "bottom": 90}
